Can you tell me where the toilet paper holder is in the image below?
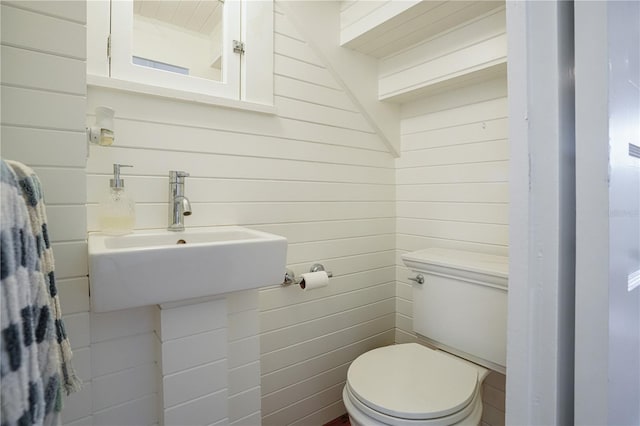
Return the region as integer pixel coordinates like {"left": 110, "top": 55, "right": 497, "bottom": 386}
{"left": 283, "top": 263, "right": 333, "bottom": 286}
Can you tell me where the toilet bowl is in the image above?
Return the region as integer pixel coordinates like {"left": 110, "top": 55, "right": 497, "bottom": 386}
{"left": 342, "top": 248, "right": 508, "bottom": 426}
{"left": 343, "top": 343, "right": 488, "bottom": 426}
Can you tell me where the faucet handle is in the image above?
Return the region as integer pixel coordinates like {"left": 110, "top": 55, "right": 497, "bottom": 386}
{"left": 176, "top": 171, "right": 189, "bottom": 177}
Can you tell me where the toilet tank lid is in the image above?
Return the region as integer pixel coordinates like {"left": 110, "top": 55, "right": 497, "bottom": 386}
{"left": 402, "top": 248, "right": 508, "bottom": 279}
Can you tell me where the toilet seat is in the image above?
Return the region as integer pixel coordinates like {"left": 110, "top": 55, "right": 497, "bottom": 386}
{"left": 343, "top": 382, "right": 482, "bottom": 426}
{"left": 345, "top": 344, "right": 481, "bottom": 425}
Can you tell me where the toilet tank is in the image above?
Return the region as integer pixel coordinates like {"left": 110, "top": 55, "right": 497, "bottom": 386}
{"left": 402, "top": 248, "right": 508, "bottom": 373}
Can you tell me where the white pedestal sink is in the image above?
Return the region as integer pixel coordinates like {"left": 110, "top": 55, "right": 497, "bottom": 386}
{"left": 88, "top": 226, "right": 285, "bottom": 424}
{"left": 88, "top": 226, "right": 288, "bottom": 313}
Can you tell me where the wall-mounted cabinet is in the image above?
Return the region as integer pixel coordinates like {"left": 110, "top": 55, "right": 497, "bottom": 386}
{"left": 87, "top": 0, "right": 273, "bottom": 108}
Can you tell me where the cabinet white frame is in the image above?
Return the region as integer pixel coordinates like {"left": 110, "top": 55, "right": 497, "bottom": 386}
{"left": 87, "top": 0, "right": 273, "bottom": 107}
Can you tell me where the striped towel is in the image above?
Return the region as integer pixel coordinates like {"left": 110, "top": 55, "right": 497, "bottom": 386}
{"left": 1, "top": 160, "right": 81, "bottom": 426}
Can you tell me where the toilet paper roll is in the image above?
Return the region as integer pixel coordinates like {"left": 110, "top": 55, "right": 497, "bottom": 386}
{"left": 299, "top": 271, "right": 329, "bottom": 291}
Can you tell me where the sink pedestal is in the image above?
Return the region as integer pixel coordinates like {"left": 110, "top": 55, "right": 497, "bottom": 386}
{"left": 154, "top": 291, "right": 262, "bottom": 425}
{"left": 156, "top": 298, "right": 229, "bottom": 425}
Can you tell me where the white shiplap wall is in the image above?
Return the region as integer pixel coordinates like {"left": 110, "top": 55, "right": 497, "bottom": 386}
{"left": 0, "top": 1, "right": 91, "bottom": 423}
{"left": 84, "top": 4, "right": 396, "bottom": 426}
{"left": 2, "top": 1, "right": 509, "bottom": 425}
{"left": 395, "top": 76, "right": 508, "bottom": 426}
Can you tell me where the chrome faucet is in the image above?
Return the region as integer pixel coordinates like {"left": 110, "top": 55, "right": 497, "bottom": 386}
{"left": 168, "top": 170, "right": 192, "bottom": 231}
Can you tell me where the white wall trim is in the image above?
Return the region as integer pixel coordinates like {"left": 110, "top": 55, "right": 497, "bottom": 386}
{"left": 573, "top": 2, "right": 610, "bottom": 423}
{"left": 506, "top": 1, "right": 576, "bottom": 424}
{"left": 87, "top": 74, "right": 277, "bottom": 114}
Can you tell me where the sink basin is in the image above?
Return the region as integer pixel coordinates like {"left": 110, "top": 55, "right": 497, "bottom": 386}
{"left": 88, "top": 226, "right": 288, "bottom": 312}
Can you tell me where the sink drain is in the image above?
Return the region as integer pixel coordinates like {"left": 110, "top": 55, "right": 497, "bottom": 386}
{"left": 176, "top": 239, "right": 187, "bottom": 244}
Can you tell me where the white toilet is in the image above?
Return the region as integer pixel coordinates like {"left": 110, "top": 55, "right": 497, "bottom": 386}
{"left": 343, "top": 248, "right": 508, "bottom": 425}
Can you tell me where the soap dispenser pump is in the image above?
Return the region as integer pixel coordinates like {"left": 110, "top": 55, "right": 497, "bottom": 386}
{"left": 99, "top": 163, "right": 136, "bottom": 235}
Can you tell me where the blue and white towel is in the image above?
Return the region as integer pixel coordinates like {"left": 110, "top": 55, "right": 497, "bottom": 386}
{"left": 1, "top": 160, "right": 81, "bottom": 426}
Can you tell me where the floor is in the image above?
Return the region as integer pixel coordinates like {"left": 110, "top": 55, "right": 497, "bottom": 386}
{"left": 323, "top": 414, "right": 351, "bottom": 426}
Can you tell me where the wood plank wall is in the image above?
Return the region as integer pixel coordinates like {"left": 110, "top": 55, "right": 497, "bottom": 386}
{"left": 2, "top": 1, "right": 508, "bottom": 425}
{"left": 395, "top": 76, "right": 509, "bottom": 426}
{"left": 0, "top": 1, "right": 92, "bottom": 423}
{"left": 83, "top": 4, "right": 396, "bottom": 425}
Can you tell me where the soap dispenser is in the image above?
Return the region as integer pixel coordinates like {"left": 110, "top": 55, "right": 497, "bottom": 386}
{"left": 99, "top": 163, "right": 136, "bottom": 235}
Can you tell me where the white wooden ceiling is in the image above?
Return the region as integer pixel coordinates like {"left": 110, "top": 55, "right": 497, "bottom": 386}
{"left": 133, "top": 0, "right": 222, "bottom": 35}
{"left": 341, "top": 0, "right": 504, "bottom": 58}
